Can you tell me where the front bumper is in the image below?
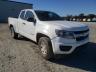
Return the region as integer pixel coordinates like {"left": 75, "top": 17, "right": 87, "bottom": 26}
{"left": 51, "top": 37, "right": 89, "bottom": 54}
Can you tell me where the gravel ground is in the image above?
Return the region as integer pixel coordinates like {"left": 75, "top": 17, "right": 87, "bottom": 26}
{"left": 0, "top": 23, "right": 96, "bottom": 72}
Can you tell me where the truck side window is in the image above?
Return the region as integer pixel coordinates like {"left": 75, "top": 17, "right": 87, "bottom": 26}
{"left": 25, "top": 11, "right": 34, "bottom": 21}
{"left": 20, "top": 11, "right": 25, "bottom": 20}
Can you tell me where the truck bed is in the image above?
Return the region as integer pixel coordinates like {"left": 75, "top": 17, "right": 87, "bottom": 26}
{"left": 8, "top": 17, "right": 18, "bottom": 26}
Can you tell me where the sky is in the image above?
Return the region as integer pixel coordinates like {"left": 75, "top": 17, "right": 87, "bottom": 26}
{"left": 11, "top": 0, "right": 96, "bottom": 16}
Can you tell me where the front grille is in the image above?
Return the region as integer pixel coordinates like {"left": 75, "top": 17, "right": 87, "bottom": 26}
{"left": 76, "top": 35, "right": 88, "bottom": 41}
{"left": 74, "top": 29, "right": 89, "bottom": 41}
{"left": 74, "top": 29, "right": 89, "bottom": 34}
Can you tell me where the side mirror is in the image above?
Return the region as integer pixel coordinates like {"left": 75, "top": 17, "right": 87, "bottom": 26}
{"left": 27, "top": 17, "right": 34, "bottom": 22}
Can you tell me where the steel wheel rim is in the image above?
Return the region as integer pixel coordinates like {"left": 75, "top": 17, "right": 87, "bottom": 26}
{"left": 11, "top": 28, "right": 14, "bottom": 37}
{"left": 40, "top": 41, "right": 47, "bottom": 55}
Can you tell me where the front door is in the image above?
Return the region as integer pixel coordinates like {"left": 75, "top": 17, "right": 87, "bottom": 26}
{"left": 18, "top": 10, "right": 26, "bottom": 35}
{"left": 23, "top": 10, "right": 36, "bottom": 40}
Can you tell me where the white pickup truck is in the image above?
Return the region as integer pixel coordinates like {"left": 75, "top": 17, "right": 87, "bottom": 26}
{"left": 8, "top": 9, "right": 89, "bottom": 59}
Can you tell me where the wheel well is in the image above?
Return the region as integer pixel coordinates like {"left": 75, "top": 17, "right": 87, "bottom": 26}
{"left": 9, "top": 24, "right": 13, "bottom": 29}
{"left": 36, "top": 33, "right": 50, "bottom": 43}
{"left": 36, "top": 33, "right": 54, "bottom": 58}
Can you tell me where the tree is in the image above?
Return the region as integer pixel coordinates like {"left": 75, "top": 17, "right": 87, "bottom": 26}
{"left": 66, "top": 15, "right": 73, "bottom": 21}
{"left": 87, "top": 14, "right": 95, "bottom": 21}
{"left": 73, "top": 15, "right": 78, "bottom": 21}
{"left": 78, "top": 13, "right": 85, "bottom": 21}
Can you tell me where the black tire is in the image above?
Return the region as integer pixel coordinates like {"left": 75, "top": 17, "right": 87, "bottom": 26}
{"left": 10, "top": 27, "right": 19, "bottom": 39}
{"left": 38, "top": 37, "right": 54, "bottom": 60}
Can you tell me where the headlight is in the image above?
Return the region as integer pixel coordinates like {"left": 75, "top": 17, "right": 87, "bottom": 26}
{"left": 55, "top": 29, "right": 74, "bottom": 39}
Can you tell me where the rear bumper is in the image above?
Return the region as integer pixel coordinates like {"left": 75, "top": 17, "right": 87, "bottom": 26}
{"left": 51, "top": 37, "right": 89, "bottom": 54}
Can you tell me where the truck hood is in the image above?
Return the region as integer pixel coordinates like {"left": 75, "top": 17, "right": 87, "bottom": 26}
{"left": 42, "top": 21, "right": 88, "bottom": 31}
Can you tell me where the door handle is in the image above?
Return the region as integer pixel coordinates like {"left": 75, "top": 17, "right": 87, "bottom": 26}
{"left": 23, "top": 23, "right": 26, "bottom": 25}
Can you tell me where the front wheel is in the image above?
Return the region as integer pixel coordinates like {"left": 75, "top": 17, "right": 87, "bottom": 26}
{"left": 38, "top": 37, "right": 54, "bottom": 60}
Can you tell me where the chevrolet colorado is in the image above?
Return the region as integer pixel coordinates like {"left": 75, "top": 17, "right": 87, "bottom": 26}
{"left": 8, "top": 9, "right": 89, "bottom": 59}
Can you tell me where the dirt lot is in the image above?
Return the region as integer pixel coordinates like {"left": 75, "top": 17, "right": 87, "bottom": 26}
{"left": 0, "top": 23, "right": 96, "bottom": 72}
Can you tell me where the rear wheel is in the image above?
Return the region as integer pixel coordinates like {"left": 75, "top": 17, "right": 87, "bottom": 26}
{"left": 38, "top": 37, "right": 54, "bottom": 60}
{"left": 10, "top": 27, "right": 19, "bottom": 39}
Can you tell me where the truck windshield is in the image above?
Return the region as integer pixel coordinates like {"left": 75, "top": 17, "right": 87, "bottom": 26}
{"left": 35, "top": 10, "right": 63, "bottom": 21}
